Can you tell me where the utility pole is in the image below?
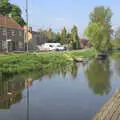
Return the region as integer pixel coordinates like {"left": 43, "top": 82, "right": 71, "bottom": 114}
{"left": 5, "top": 16, "right": 8, "bottom": 52}
{"left": 26, "top": 0, "right": 29, "bottom": 52}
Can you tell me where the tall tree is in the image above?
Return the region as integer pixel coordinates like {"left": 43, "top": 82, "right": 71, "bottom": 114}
{"left": 60, "top": 27, "right": 68, "bottom": 44}
{"left": 71, "top": 25, "right": 80, "bottom": 49}
{"left": 84, "top": 6, "right": 113, "bottom": 52}
{"left": 0, "top": 0, "right": 12, "bottom": 15}
{"left": 47, "top": 28, "right": 54, "bottom": 42}
{"left": 56, "top": 32, "right": 61, "bottom": 43}
{"left": 0, "top": 0, "right": 25, "bottom": 26}
{"left": 11, "top": 5, "right": 25, "bottom": 26}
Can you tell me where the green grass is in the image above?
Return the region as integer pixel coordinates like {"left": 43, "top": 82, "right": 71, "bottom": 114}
{"left": 0, "top": 49, "right": 95, "bottom": 75}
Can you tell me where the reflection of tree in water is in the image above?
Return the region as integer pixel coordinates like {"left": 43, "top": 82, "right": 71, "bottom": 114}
{"left": 71, "top": 63, "right": 78, "bottom": 79}
{"left": 0, "top": 63, "right": 80, "bottom": 109}
{"left": 114, "top": 55, "right": 120, "bottom": 77}
{"left": 85, "top": 59, "right": 111, "bottom": 95}
{"left": 0, "top": 80, "right": 23, "bottom": 109}
{"left": 57, "top": 63, "right": 78, "bottom": 79}
{"left": 0, "top": 74, "right": 34, "bottom": 110}
{"left": 0, "top": 64, "right": 74, "bottom": 110}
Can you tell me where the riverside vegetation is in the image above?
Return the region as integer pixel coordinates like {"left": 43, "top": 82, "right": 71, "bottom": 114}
{"left": 0, "top": 49, "right": 95, "bottom": 75}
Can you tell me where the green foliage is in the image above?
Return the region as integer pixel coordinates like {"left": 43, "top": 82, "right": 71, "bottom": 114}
{"left": 84, "top": 6, "right": 113, "bottom": 52}
{"left": 90, "top": 6, "right": 112, "bottom": 24}
{"left": 60, "top": 27, "right": 68, "bottom": 44}
{"left": 56, "top": 32, "right": 61, "bottom": 43}
{"left": 47, "top": 28, "right": 54, "bottom": 42}
{"left": 0, "top": 0, "right": 12, "bottom": 15}
{"left": 11, "top": 5, "right": 25, "bottom": 26}
{"left": 38, "top": 25, "right": 80, "bottom": 50}
{"left": 0, "top": 0, "right": 25, "bottom": 26}
{"left": 71, "top": 25, "right": 80, "bottom": 49}
{"left": 38, "top": 28, "right": 57, "bottom": 43}
{"left": 0, "top": 49, "right": 94, "bottom": 75}
{"left": 112, "top": 27, "right": 120, "bottom": 48}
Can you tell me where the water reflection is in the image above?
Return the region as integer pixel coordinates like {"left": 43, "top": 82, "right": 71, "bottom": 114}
{"left": 1, "top": 56, "right": 120, "bottom": 120}
{"left": 0, "top": 64, "right": 77, "bottom": 110}
{"left": 114, "top": 56, "right": 120, "bottom": 77}
{"left": 71, "top": 63, "right": 78, "bottom": 79}
{"left": 0, "top": 80, "right": 23, "bottom": 109}
{"left": 85, "top": 59, "right": 111, "bottom": 95}
{"left": 0, "top": 75, "right": 33, "bottom": 110}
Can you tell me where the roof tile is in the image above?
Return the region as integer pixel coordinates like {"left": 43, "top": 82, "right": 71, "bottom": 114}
{"left": 0, "top": 16, "right": 23, "bottom": 29}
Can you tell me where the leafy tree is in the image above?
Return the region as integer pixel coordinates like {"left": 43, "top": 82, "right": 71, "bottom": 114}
{"left": 0, "top": 0, "right": 25, "bottom": 26}
{"left": 90, "top": 6, "right": 112, "bottom": 24}
{"left": 47, "top": 28, "right": 53, "bottom": 42}
{"left": 115, "top": 27, "right": 120, "bottom": 39}
{"left": 0, "top": 0, "right": 12, "bottom": 15}
{"left": 71, "top": 25, "right": 80, "bottom": 49}
{"left": 84, "top": 6, "right": 113, "bottom": 52}
{"left": 66, "top": 33, "right": 72, "bottom": 48}
{"left": 47, "top": 28, "right": 57, "bottom": 42}
{"left": 60, "top": 27, "right": 68, "bottom": 44}
{"left": 11, "top": 5, "right": 25, "bottom": 26}
{"left": 113, "top": 27, "right": 120, "bottom": 48}
{"left": 56, "top": 32, "right": 61, "bottom": 43}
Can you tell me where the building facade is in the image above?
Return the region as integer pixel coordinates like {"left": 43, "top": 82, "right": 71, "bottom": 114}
{"left": 0, "top": 16, "right": 25, "bottom": 52}
{"left": 0, "top": 16, "right": 49, "bottom": 52}
{"left": 28, "top": 31, "right": 48, "bottom": 51}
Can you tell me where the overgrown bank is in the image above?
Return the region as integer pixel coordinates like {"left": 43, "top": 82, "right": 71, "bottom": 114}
{"left": 0, "top": 49, "right": 95, "bottom": 75}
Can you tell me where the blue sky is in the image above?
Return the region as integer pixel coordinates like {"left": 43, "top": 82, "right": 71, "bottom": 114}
{"left": 10, "top": 0, "right": 120, "bottom": 34}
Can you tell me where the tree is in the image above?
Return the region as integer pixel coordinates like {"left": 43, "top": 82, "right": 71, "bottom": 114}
{"left": 11, "top": 5, "right": 25, "bottom": 26}
{"left": 71, "top": 25, "right": 80, "bottom": 49}
{"left": 0, "top": 0, "right": 25, "bottom": 26}
{"left": 113, "top": 27, "right": 120, "bottom": 48}
{"left": 56, "top": 32, "right": 61, "bottom": 43}
{"left": 60, "top": 27, "right": 68, "bottom": 44}
{"left": 46, "top": 28, "right": 57, "bottom": 42}
{"left": 47, "top": 28, "right": 53, "bottom": 42}
{"left": 0, "top": 0, "right": 12, "bottom": 15}
{"left": 84, "top": 6, "right": 113, "bottom": 52}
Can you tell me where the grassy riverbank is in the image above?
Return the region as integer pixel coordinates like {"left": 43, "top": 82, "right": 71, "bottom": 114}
{"left": 0, "top": 49, "right": 95, "bottom": 75}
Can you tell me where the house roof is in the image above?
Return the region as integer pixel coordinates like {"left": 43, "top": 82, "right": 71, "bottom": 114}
{"left": 0, "top": 16, "right": 23, "bottom": 29}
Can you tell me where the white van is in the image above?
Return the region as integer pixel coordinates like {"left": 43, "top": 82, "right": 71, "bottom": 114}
{"left": 37, "top": 43, "right": 65, "bottom": 51}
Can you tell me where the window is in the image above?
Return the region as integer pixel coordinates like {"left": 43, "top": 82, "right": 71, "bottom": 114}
{"left": 2, "top": 28, "right": 7, "bottom": 36}
{"left": 18, "top": 41, "right": 23, "bottom": 49}
{"left": 2, "top": 41, "right": 7, "bottom": 49}
{"left": 49, "top": 45, "right": 53, "bottom": 47}
{"left": 19, "top": 30, "right": 22, "bottom": 36}
{"left": 11, "top": 30, "right": 15, "bottom": 36}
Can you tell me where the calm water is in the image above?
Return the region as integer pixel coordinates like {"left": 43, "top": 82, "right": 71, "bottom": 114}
{"left": 0, "top": 54, "right": 120, "bottom": 120}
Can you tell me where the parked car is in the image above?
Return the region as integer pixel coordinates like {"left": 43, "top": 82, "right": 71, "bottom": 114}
{"left": 55, "top": 44, "right": 65, "bottom": 51}
{"left": 37, "top": 43, "right": 65, "bottom": 52}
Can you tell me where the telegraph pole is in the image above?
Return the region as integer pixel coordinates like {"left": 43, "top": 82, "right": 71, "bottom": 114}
{"left": 26, "top": 1, "right": 30, "bottom": 120}
{"left": 5, "top": 16, "right": 8, "bottom": 52}
{"left": 26, "top": 0, "right": 29, "bottom": 52}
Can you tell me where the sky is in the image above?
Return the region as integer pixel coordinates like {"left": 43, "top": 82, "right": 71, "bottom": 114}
{"left": 10, "top": 0, "right": 120, "bottom": 35}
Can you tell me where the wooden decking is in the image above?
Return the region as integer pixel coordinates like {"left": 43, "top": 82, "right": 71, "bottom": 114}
{"left": 93, "top": 90, "right": 120, "bottom": 120}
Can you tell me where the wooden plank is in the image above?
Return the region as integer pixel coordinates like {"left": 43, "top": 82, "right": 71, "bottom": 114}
{"left": 93, "top": 90, "right": 120, "bottom": 120}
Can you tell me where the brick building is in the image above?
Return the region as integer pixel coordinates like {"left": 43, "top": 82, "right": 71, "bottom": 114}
{"left": 0, "top": 16, "right": 49, "bottom": 52}
{"left": 0, "top": 16, "right": 25, "bottom": 52}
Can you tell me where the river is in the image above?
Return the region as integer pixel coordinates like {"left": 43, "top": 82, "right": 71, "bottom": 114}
{"left": 0, "top": 53, "right": 120, "bottom": 120}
